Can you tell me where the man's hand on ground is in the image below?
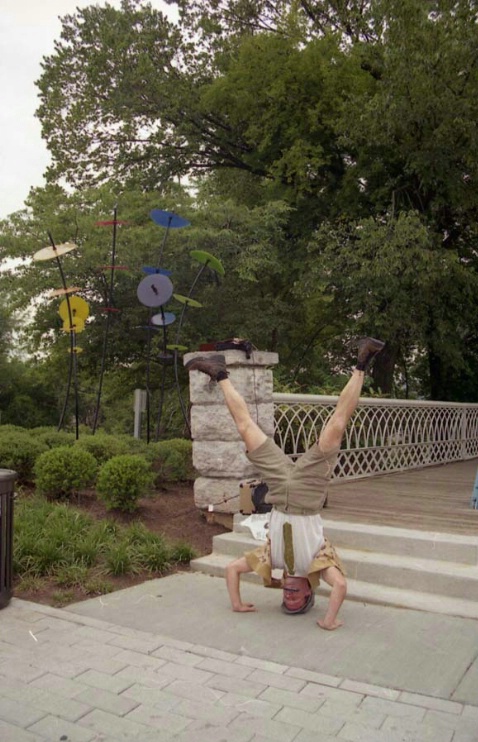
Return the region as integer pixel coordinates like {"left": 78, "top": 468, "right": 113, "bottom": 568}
{"left": 232, "top": 603, "right": 256, "bottom": 612}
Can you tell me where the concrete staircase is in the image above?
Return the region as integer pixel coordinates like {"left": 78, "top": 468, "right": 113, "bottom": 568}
{"left": 190, "top": 515, "right": 478, "bottom": 619}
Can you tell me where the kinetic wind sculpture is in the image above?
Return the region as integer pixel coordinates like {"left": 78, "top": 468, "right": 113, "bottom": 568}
{"left": 137, "top": 209, "right": 225, "bottom": 442}
{"left": 33, "top": 234, "right": 86, "bottom": 440}
{"left": 33, "top": 207, "right": 225, "bottom": 442}
{"left": 91, "top": 207, "right": 128, "bottom": 434}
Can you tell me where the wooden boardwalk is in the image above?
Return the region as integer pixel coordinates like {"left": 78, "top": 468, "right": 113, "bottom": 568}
{"left": 326, "top": 458, "right": 478, "bottom": 535}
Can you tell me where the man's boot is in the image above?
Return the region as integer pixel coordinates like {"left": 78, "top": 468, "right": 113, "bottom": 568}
{"left": 356, "top": 337, "right": 385, "bottom": 372}
{"left": 184, "top": 354, "right": 228, "bottom": 381}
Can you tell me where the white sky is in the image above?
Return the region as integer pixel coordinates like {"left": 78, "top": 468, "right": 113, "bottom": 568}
{"left": 0, "top": 0, "right": 177, "bottom": 220}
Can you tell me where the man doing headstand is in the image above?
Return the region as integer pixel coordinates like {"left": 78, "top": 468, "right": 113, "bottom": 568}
{"left": 185, "top": 337, "right": 384, "bottom": 630}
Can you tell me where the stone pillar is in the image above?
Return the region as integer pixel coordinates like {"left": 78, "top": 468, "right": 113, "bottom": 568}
{"left": 184, "top": 349, "right": 279, "bottom": 513}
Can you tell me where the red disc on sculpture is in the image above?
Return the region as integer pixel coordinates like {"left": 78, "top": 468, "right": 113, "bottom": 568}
{"left": 137, "top": 274, "right": 173, "bottom": 308}
{"left": 95, "top": 220, "right": 128, "bottom": 226}
{"left": 98, "top": 265, "right": 129, "bottom": 271}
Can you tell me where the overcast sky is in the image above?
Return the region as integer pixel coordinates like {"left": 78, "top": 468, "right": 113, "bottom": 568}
{"left": 0, "top": 0, "right": 177, "bottom": 220}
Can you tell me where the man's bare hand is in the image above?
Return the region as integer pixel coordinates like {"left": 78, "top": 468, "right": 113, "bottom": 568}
{"left": 232, "top": 603, "right": 256, "bottom": 612}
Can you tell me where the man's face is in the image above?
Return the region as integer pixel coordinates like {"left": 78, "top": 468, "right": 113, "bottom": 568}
{"left": 282, "top": 576, "right": 312, "bottom": 614}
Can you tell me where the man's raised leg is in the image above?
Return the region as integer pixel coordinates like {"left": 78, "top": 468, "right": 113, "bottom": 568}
{"left": 185, "top": 354, "right": 267, "bottom": 453}
{"left": 319, "top": 337, "right": 384, "bottom": 453}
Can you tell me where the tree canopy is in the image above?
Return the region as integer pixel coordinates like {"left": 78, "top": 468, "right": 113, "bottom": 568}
{"left": 2, "top": 0, "right": 478, "bottom": 428}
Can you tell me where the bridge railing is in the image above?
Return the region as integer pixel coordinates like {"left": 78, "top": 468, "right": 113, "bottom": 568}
{"left": 273, "top": 394, "right": 478, "bottom": 480}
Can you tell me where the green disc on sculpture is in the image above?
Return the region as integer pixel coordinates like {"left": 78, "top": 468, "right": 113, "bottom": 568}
{"left": 58, "top": 296, "right": 90, "bottom": 322}
{"left": 190, "top": 250, "right": 225, "bottom": 276}
{"left": 62, "top": 317, "right": 86, "bottom": 333}
{"left": 167, "top": 344, "right": 188, "bottom": 352}
{"left": 33, "top": 242, "right": 77, "bottom": 261}
{"left": 173, "top": 294, "right": 202, "bottom": 308}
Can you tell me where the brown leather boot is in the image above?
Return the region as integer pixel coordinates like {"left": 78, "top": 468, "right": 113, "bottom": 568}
{"left": 356, "top": 337, "right": 385, "bottom": 371}
{"left": 184, "top": 354, "right": 228, "bottom": 381}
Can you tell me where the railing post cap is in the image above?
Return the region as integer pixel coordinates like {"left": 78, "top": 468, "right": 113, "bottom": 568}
{"left": 184, "top": 349, "right": 279, "bottom": 368}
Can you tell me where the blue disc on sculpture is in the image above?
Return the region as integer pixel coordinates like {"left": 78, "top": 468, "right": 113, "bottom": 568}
{"left": 137, "top": 274, "right": 173, "bottom": 307}
{"left": 190, "top": 250, "right": 225, "bottom": 276}
{"left": 150, "top": 209, "right": 190, "bottom": 229}
{"left": 151, "top": 311, "right": 176, "bottom": 327}
{"left": 142, "top": 266, "right": 173, "bottom": 276}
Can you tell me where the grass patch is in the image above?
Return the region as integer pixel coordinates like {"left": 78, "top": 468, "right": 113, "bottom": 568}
{"left": 13, "top": 494, "right": 197, "bottom": 602}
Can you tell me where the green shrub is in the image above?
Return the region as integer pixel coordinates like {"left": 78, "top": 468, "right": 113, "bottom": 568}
{"left": 30, "top": 428, "right": 76, "bottom": 449}
{"left": 34, "top": 446, "right": 97, "bottom": 498}
{"left": 0, "top": 431, "right": 49, "bottom": 483}
{"left": 150, "top": 438, "right": 194, "bottom": 483}
{"left": 96, "top": 455, "right": 154, "bottom": 512}
{"left": 0, "top": 424, "right": 28, "bottom": 433}
{"left": 74, "top": 434, "right": 133, "bottom": 465}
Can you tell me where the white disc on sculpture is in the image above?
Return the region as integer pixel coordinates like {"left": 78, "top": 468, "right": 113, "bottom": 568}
{"left": 137, "top": 274, "right": 173, "bottom": 308}
{"left": 33, "top": 242, "right": 77, "bottom": 261}
{"left": 151, "top": 311, "right": 176, "bottom": 327}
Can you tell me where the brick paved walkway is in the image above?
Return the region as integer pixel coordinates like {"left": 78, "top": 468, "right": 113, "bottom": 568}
{"left": 0, "top": 599, "right": 477, "bottom": 742}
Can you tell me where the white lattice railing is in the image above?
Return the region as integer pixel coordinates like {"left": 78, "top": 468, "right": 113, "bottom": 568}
{"left": 273, "top": 394, "right": 478, "bottom": 480}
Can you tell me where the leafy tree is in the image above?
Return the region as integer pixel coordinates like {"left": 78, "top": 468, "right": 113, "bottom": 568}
{"left": 13, "top": 0, "right": 478, "bottom": 402}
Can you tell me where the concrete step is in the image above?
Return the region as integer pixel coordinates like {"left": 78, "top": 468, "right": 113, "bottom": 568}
{"left": 189, "top": 552, "right": 478, "bottom": 620}
{"left": 233, "top": 514, "right": 478, "bottom": 565}
{"left": 208, "top": 531, "right": 478, "bottom": 601}
{"left": 193, "top": 525, "right": 478, "bottom": 610}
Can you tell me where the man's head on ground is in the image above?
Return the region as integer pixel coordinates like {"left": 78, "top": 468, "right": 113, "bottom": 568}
{"left": 281, "top": 575, "right": 315, "bottom": 615}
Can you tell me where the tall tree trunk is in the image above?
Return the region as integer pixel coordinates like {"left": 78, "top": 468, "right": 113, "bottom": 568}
{"left": 371, "top": 343, "right": 398, "bottom": 395}
{"left": 428, "top": 350, "right": 448, "bottom": 401}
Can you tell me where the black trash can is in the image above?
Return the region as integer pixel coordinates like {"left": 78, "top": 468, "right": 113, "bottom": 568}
{"left": 0, "top": 469, "right": 17, "bottom": 609}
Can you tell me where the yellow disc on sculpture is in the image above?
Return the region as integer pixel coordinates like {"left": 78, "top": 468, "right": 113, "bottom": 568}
{"left": 167, "top": 344, "right": 188, "bottom": 352}
{"left": 68, "top": 347, "right": 83, "bottom": 354}
{"left": 173, "top": 294, "right": 202, "bottom": 308}
{"left": 62, "top": 317, "right": 86, "bottom": 333}
{"left": 58, "top": 296, "right": 90, "bottom": 322}
{"left": 33, "top": 242, "right": 77, "bottom": 261}
{"left": 49, "top": 286, "right": 81, "bottom": 298}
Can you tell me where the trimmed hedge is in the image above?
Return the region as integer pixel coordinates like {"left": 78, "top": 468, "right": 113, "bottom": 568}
{"left": 0, "top": 431, "right": 49, "bottom": 483}
{"left": 34, "top": 446, "right": 98, "bottom": 498}
{"left": 149, "top": 439, "right": 194, "bottom": 483}
{"left": 96, "top": 454, "right": 154, "bottom": 512}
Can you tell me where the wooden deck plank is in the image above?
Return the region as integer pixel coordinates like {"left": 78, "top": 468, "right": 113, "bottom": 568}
{"left": 327, "top": 459, "right": 478, "bottom": 534}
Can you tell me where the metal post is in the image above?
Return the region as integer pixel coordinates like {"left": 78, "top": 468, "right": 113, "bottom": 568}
{"left": 133, "top": 389, "right": 147, "bottom": 439}
{"left": 0, "top": 469, "right": 17, "bottom": 609}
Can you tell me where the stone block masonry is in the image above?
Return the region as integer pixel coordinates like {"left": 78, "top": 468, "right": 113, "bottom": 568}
{"left": 184, "top": 349, "right": 279, "bottom": 513}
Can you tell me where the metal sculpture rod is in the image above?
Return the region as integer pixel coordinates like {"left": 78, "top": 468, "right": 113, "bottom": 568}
{"left": 155, "top": 307, "right": 169, "bottom": 440}
{"left": 92, "top": 205, "right": 119, "bottom": 434}
{"left": 145, "top": 313, "right": 154, "bottom": 444}
{"left": 171, "top": 262, "right": 210, "bottom": 435}
{"left": 157, "top": 215, "right": 173, "bottom": 267}
{"left": 47, "top": 232, "right": 80, "bottom": 440}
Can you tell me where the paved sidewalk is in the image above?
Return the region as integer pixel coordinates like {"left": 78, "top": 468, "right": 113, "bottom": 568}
{"left": 0, "top": 573, "right": 477, "bottom": 741}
